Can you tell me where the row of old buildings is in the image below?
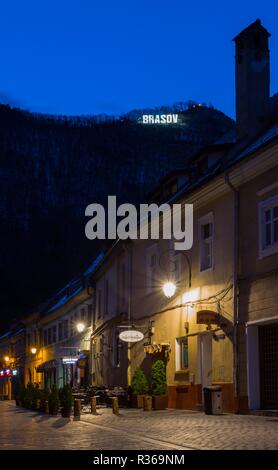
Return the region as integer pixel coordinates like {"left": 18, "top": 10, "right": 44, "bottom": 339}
{"left": 1, "top": 19, "right": 278, "bottom": 412}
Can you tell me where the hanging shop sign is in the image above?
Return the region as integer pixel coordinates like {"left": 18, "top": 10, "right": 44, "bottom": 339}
{"left": 62, "top": 357, "right": 78, "bottom": 364}
{"left": 119, "top": 330, "right": 144, "bottom": 343}
{"left": 196, "top": 310, "right": 219, "bottom": 325}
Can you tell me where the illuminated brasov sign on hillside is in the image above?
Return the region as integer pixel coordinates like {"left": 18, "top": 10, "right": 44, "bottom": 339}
{"left": 141, "top": 114, "right": 179, "bottom": 124}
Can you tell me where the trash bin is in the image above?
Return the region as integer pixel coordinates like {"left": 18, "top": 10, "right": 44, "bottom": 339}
{"left": 203, "top": 386, "right": 222, "bottom": 415}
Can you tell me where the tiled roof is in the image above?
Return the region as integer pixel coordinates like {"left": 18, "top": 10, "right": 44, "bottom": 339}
{"left": 229, "top": 123, "right": 278, "bottom": 164}
{"left": 44, "top": 251, "right": 105, "bottom": 314}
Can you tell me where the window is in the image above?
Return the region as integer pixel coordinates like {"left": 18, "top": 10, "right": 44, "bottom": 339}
{"left": 112, "top": 328, "right": 120, "bottom": 367}
{"left": 105, "top": 279, "right": 109, "bottom": 316}
{"left": 199, "top": 213, "right": 213, "bottom": 271}
{"left": 81, "top": 308, "right": 85, "bottom": 322}
{"left": 146, "top": 244, "right": 158, "bottom": 293}
{"left": 37, "top": 330, "right": 41, "bottom": 347}
{"left": 259, "top": 196, "right": 278, "bottom": 257}
{"left": 169, "top": 240, "right": 181, "bottom": 283}
{"left": 150, "top": 254, "right": 156, "bottom": 267}
{"left": 70, "top": 316, "right": 74, "bottom": 336}
{"left": 47, "top": 328, "right": 52, "bottom": 345}
{"left": 63, "top": 319, "right": 68, "bottom": 339}
{"left": 58, "top": 322, "right": 62, "bottom": 341}
{"left": 100, "top": 335, "right": 104, "bottom": 373}
{"left": 87, "top": 304, "right": 92, "bottom": 326}
{"left": 52, "top": 325, "right": 57, "bottom": 343}
{"left": 121, "top": 264, "right": 126, "bottom": 308}
{"left": 175, "top": 336, "right": 189, "bottom": 371}
{"left": 97, "top": 289, "right": 102, "bottom": 319}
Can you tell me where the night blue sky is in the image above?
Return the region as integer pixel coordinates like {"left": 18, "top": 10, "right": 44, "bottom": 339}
{"left": 0, "top": 0, "right": 277, "bottom": 118}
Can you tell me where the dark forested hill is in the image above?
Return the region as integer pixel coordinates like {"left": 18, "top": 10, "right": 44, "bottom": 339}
{"left": 0, "top": 102, "right": 234, "bottom": 330}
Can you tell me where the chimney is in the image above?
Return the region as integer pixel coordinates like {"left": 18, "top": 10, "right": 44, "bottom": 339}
{"left": 234, "top": 19, "right": 271, "bottom": 140}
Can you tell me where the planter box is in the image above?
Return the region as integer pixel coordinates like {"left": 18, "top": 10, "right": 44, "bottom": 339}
{"left": 132, "top": 395, "right": 146, "bottom": 408}
{"left": 153, "top": 395, "right": 168, "bottom": 410}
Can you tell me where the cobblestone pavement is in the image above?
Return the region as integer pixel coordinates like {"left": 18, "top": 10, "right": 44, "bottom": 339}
{"left": 0, "top": 402, "right": 187, "bottom": 450}
{"left": 1, "top": 401, "right": 278, "bottom": 450}
{"left": 80, "top": 407, "right": 278, "bottom": 450}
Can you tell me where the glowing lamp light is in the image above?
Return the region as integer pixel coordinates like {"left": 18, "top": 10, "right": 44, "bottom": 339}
{"left": 4, "top": 356, "right": 10, "bottom": 363}
{"left": 30, "top": 347, "right": 37, "bottom": 355}
{"left": 163, "top": 281, "right": 176, "bottom": 299}
{"left": 76, "top": 322, "right": 85, "bottom": 333}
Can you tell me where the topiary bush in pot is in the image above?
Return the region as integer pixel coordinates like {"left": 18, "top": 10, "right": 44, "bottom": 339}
{"left": 151, "top": 360, "right": 168, "bottom": 410}
{"left": 131, "top": 367, "right": 149, "bottom": 408}
{"left": 31, "top": 383, "right": 41, "bottom": 410}
{"left": 39, "top": 388, "right": 50, "bottom": 412}
{"left": 24, "top": 383, "right": 35, "bottom": 409}
{"left": 13, "top": 379, "right": 21, "bottom": 405}
{"left": 49, "top": 384, "right": 59, "bottom": 415}
{"left": 59, "top": 384, "right": 73, "bottom": 418}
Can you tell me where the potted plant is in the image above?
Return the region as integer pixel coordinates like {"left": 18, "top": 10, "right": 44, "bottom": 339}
{"left": 151, "top": 360, "right": 168, "bottom": 410}
{"left": 39, "top": 388, "right": 50, "bottom": 412}
{"left": 17, "top": 383, "right": 26, "bottom": 407}
{"left": 31, "top": 383, "right": 41, "bottom": 410}
{"left": 49, "top": 384, "right": 59, "bottom": 415}
{"left": 24, "top": 383, "right": 34, "bottom": 409}
{"left": 131, "top": 367, "right": 149, "bottom": 408}
{"left": 13, "top": 379, "right": 21, "bottom": 406}
{"left": 59, "top": 384, "right": 73, "bottom": 418}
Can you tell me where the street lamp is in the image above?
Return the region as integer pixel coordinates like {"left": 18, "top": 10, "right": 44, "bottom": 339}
{"left": 76, "top": 322, "right": 85, "bottom": 333}
{"left": 4, "top": 356, "right": 10, "bottom": 363}
{"left": 163, "top": 281, "right": 176, "bottom": 298}
{"left": 30, "top": 347, "right": 37, "bottom": 355}
{"left": 160, "top": 248, "right": 192, "bottom": 299}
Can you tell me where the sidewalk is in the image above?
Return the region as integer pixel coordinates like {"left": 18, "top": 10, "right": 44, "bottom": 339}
{"left": 2, "top": 401, "right": 278, "bottom": 450}
{"left": 80, "top": 407, "right": 278, "bottom": 450}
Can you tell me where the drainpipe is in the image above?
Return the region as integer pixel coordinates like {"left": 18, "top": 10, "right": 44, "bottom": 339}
{"left": 89, "top": 281, "right": 96, "bottom": 386}
{"left": 225, "top": 173, "right": 240, "bottom": 409}
{"left": 126, "top": 243, "right": 133, "bottom": 388}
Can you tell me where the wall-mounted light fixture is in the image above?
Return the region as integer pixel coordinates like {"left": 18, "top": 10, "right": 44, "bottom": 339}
{"left": 76, "top": 322, "right": 85, "bottom": 333}
{"left": 163, "top": 281, "right": 176, "bottom": 298}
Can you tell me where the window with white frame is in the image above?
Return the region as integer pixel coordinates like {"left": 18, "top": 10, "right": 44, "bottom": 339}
{"left": 199, "top": 213, "right": 214, "bottom": 271}
{"left": 112, "top": 328, "right": 120, "bottom": 367}
{"left": 175, "top": 336, "right": 189, "bottom": 371}
{"left": 169, "top": 239, "right": 181, "bottom": 283}
{"left": 120, "top": 263, "right": 126, "bottom": 309}
{"left": 259, "top": 195, "right": 278, "bottom": 257}
{"left": 97, "top": 289, "right": 102, "bottom": 319}
{"left": 146, "top": 243, "right": 158, "bottom": 293}
{"left": 87, "top": 304, "right": 92, "bottom": 326}
{"left": 105, "top": 279, "right": 109, "bottom": 316}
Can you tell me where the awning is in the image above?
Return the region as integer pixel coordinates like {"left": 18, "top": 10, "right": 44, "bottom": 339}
{"left": 36, "top": 359, "right": 59, "bottom": 373}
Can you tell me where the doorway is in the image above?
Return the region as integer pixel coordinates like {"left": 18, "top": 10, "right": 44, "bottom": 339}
{"left": 198, "top": 332, "right": 212, "bottom": 391}
{"left": 259, "top": 323, "right": 278, "bottom": 409}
